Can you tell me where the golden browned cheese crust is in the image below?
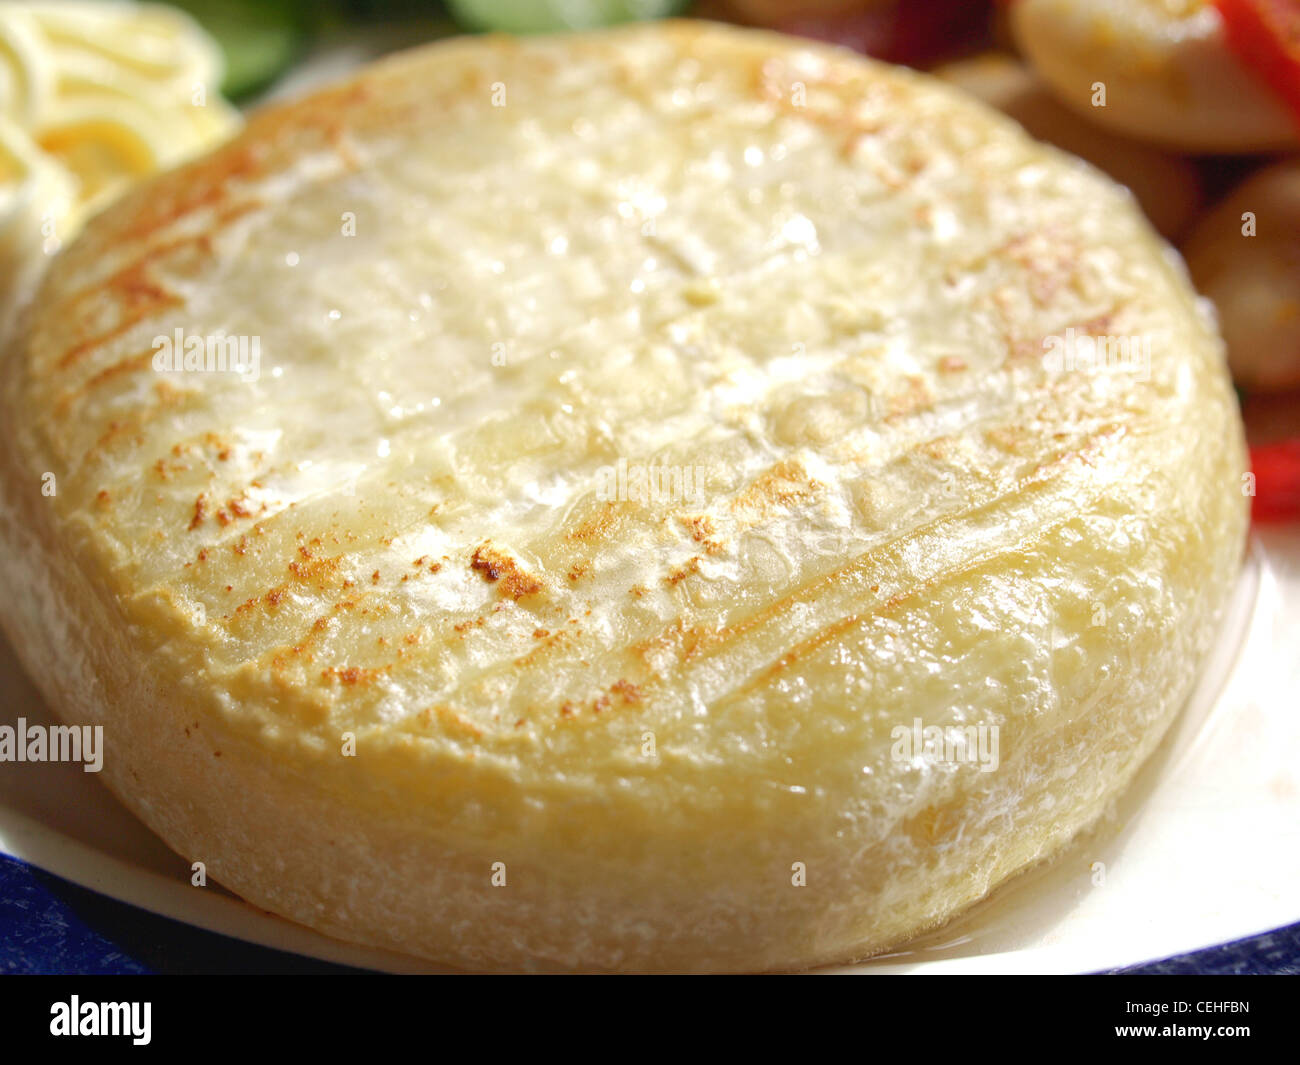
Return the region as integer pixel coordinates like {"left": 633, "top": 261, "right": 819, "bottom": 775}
{"left": 0, "top": 20, "right": 1248, "bottom": 970}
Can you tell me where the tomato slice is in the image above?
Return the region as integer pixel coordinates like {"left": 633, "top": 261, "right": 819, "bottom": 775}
{"left": 1249, "top": 437, "right": 1300, "bottom": 522}
{"left": 1216, "top": 0, "right": 1300, "bottom": 124}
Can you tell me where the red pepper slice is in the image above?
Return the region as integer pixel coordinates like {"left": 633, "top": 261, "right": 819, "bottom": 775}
{"left": 1216, "top": 0, "right": 1300, "bottom": 125}
{"left": 1249, "top": 437, "right": 1300, "bottom": 522}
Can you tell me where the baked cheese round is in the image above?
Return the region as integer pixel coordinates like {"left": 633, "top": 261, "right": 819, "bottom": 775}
{"left": 0, "top": 20, "right": 1249, "bottom": 971}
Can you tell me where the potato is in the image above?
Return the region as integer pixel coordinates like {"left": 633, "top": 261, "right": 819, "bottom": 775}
{"left": 1011, "top": 0, "right": 1296, "bottom": 153}
{"left": 1183, "top": 160, "right": 1300, "bottom": 392}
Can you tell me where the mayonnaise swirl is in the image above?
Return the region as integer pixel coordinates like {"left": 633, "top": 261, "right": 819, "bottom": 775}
{"left": 0, "top": 1, "right": 240, "bottom": 321}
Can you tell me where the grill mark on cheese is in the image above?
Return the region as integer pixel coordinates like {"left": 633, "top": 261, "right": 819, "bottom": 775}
{"left": 113, "top": 146, "right": 268, "bottom": 245}
{"left": 729, "top": 459, "right": 824, "bottom": 515}
{"left": 55, "top": 295, "right": 181, "bottom": 374}
{"left": 470, "top": 543, "right": 544, "bottom": 601}
{"left": 323, "top": 664, "right": 389, "bottom": 686}
{"left": 59, "top": 348, "right": 157, "bottom": 413}
{"left": 53, "top": 226, "right": 239, "bottom": 374}
{"left": 564, "top": 501, "right": 624, "bottom": 543}
{"left": 288, "top": 549, "right": 346, "bottom": 589}
{"left": 413, "top": 705, "right": 484, "bottom": 740}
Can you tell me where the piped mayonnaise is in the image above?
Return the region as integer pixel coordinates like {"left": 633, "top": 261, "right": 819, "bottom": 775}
{"left": 0, "top": 1, "right": 240, "bottom": 328}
